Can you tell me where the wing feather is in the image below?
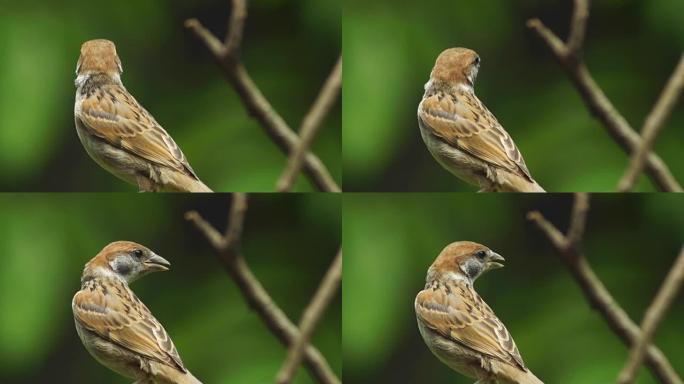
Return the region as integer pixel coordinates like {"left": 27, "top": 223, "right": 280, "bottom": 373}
{"left": 77, "top": 84, "right": 198, "bottom": 179}
{"left": 419, "top": 92, "right": 532, "bottom": 180}
{"left": 415, "top": 282, "right": 525, "bottom": 370}
{"left": 73, "top": 280, "right": 186, "bottom": 372}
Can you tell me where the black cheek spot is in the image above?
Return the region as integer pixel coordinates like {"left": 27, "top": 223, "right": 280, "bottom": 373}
{"left": 466, "top": 262, "right": 481, "bottom": 279}
{"left": 115, "top": 263, "right": 131, "bottom": 276}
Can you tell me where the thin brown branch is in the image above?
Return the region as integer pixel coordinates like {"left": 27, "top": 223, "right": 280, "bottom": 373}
{"left": 566, "top": 0, "right": 589, "bottom": 57}
{"left": 184, "top": 211, "right": 225, "bottom": 251}
{"left": 224, "top": 192, "right": 248, "bottom": 249}
{"left": 276, "top": 248, "right": 342, "bottom": 384}
{"left": 276, "top": 55, "right": 342, "bottom": 192}
{"left": 186, "top": 196, "right": 340, "bottom": 384}
{"left": 527, "top": 197, "right": 683, "bottom": 384}
{"left": 617, "top": 55, "right": 684, "bottom": 192}
{"left": 185, "top": 6, "right": 340, "bottom": 192}
{"left": 617, "top": 247, "right": 684, "bottom": 384}
{"left": 527, "top": 1, "right": 682, "bottom": 192}
{"left": 566, "top": 192, "right": 589, "bottom": 249}
{"left": 223, "top": 0, "right": 247, "bottom": 60}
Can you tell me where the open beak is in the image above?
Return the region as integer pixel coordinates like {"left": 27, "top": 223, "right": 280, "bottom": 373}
{"left": 144, "top": 253, "right": 171, "bottom": 272}
{"left": 486, "top": 251, "right": 505, "bottom": 271}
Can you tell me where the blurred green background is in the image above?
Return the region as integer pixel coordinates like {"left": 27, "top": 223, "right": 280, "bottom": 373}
{"left": 343, "top": 0, "right": 684, "bottom": 191}
{"left": 343, "top": 193, "right": 684, "bottom": 383}
{"left": 0, "top": 193, "right": 341, "bottom": 383}
{"left": 0, "top": 0, "right": 340, "bottom": 192}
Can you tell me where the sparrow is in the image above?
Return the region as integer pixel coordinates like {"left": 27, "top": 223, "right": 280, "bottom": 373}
{"left": 418, "top": 48, "right": 545, "bottom": 192}
{"left": 415, "top": 241, "right": 543, "bottom": 384}
{"left": 74, "top": 39, "right": 212, "bottom": 192}
{"left": 72, "top": 241, "right": 203, "bottom": 384}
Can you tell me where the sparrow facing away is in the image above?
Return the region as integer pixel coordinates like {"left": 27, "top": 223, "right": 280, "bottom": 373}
{"left": 72, "top": 241, "right": 203, "bottom": 384}
{"left": 74, "top": 39, "right": 212, "bottom": 192}
{"left": 418, "top": 48, "right": 545, "bottom": 192}
{"left": 415, "top": 241, "right": 543, "bottom": 384}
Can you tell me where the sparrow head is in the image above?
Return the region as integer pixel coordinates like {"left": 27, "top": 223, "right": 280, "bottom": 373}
{"left": 82, "top": 241, "right": 170, "bottom": 284}
{"left": 76, "top": 39, "right": 122, "bottom": 77}
{"left": 426, "top": 241, "right": 505, "bottom": 284}
{"left": 429, "top": 47, "right": 481, "bottom": 89}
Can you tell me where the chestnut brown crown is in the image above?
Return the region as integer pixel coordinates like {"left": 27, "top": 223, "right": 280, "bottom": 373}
{"left": 76, "top": 39, "right": 122, "bottom": 75}
{"left": 429, "top": 47, "right": 481, "bottom": 87}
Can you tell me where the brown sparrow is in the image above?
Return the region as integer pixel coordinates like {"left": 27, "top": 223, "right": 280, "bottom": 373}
{"left": 415, "top": 241, "right": 543, "bottom": 384}
{"left": 418, "top": 48, "right": 544, "bottom": 192}
{"left": 74, "top": 39, "right": 212, "bottom": 192}
{"left": 72, "top": 241, "right": 203, "bottom": 384}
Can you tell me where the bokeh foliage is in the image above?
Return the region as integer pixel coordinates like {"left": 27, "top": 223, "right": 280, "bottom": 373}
{"left": 343, "top": 193, "right": 684, "bottom": 383}
{"left": 0, "top": 0, "right": 340, "bottom": 192}
{"left": 0, "top": 193, "right": 341, "bottom": 383}
{"left": 343, "top": 0, "right": 684, "bottom": 191}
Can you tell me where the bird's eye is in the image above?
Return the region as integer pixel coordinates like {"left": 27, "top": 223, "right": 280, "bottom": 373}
{"left": 131, "top": 249, "right": 144, "bottom": 259}
{"left": 473, "top": 56, "right": 481, "bottom": 66}
{"left": 475, "top": 250, "right": 487, "bottom": 259}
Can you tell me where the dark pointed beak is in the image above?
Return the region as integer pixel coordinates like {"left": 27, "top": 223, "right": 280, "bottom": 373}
{"left": 487, "top": 251, "right": 505, "bottom": 270}
{"left": 144, "top": 253, "right": 170, "bottom": 272}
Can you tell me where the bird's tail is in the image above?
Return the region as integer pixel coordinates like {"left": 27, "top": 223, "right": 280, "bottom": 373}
{"left": 500, "top": 173, "right": 546, "bottom": 193}
{"left": 177, "top": 371, "right": 204, "bottom": 384}
{"left": 516, "top": 371, "right": 544, "bottom": 384}
{"left": 494, "top": 363, "right": 544, "bottom": 384}
{"left": 161, "top": 170, "right": 213, "bottom": 193}
{"left": 522, "top": 179, "right": 545, "bottom": 193}
{"left": 152, "top": 364, "right": 204, "bottom": 384}
{"left": 187, "top": 178, "right": 213, "bottom": 193}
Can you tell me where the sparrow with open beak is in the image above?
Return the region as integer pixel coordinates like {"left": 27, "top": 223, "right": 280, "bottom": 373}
{"left": 415, "top": 241, "right": 543, "bottom": 384}
{"left": 72, "top": 241, "right": 203, "bottom": 384}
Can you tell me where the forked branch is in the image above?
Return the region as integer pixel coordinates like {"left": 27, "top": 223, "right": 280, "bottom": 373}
{"left": 617, "top": 56, "right": 684, "bottom": 192}
{"left": 276, "top": 248, "right": 342, "bottom": 384}
{"left": 527, "top": 193, "right": 682, "bottom": 384}
{"left": 527, "top": 0, "right": 682, "bottom": 191}
{"left": 186, "top": 194, "right": 341, "bottom": 384}
{"left": 185, "top": 0, "right": 341, "bottom": 192}
{"left": 617, "top": 247, "right": 684, "bottom": 384}
{"left": 277, "top": 56, "right": 342, "bottom": 192}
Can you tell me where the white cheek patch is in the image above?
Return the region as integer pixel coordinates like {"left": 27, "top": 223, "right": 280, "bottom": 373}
{"left": 94, "top": 266, "right": 122, "bottom": 281}
{"left": 467, "top": 66, "right": 479, "bottom": 87}
{"left": 457, "top": 83, "right": 473, "bottom": 93}
{"left": 446, "top": 270, "right": 469, "bottom": 283}
{"left": 75, "top": 74, "right": 88, "bottom": 88}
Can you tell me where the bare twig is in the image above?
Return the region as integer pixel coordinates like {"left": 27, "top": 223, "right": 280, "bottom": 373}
{"left": 617, "top": 56, "right": 684, "bottom": 192}
{"left": 527, "top": 195, "right": 683, "bottom": 384}
{"left": 185, "top": 2, "right": 340, "bottom": 192}
{"left": 617, "top": 247, "right": 684, "bottom": 384}
{"left": 566, "top": 0, "right": 589, "bottom": 58}
{"left": 276, "top": 56, "right": 342, "bottom": 192}
{"left": 224, "top": 192, "right": 247, "bottom": 250}
{"left": 223, "top": 0, "right": 247, "bottom": 60}
{"left": 276, "top": 248, "right": 342, "bottom": 384}
{"left": 527, "top": 1, "right": 682, "bottom": 192}
{"left": 186, "top": 194, "right": 341, "bottom": 384}
{"left": 566, "top": 192, "right": 589, "bottom": 250}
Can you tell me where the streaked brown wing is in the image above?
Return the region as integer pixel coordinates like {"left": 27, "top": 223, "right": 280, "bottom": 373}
{"left": 73, "top": 283, "right": 186, "bottom": 372}
{"left": 419, "top": 92, "right": 532, "bottom": 180}
{"left": 415, "top": 284, "right": 525, "bottom": 369}
{"left": 77, "top": 85, "right": 197, "bottom": 178}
